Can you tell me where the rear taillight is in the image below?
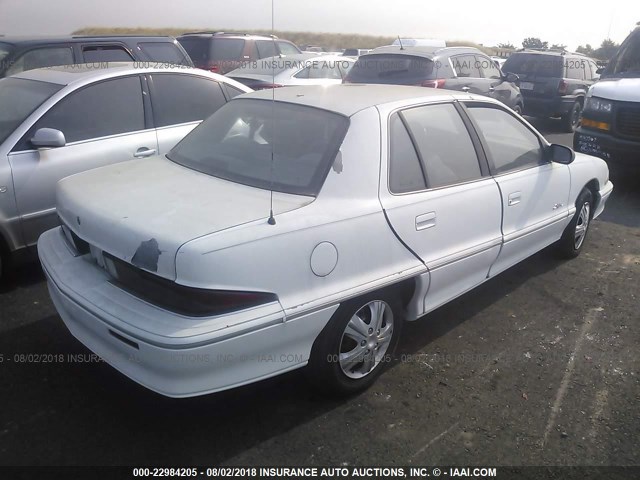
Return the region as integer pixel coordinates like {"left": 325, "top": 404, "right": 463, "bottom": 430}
{"left": 103, "top": 253, "right": 278, "bottom": 317}
{"left": 558, "top": 80, "right": 568, "bottom": 94}
{"left": 207, "top": 63, "right": 220, "bottom": 73}
{"left": 422, "top": 79, "right": 446, "bottom": 88}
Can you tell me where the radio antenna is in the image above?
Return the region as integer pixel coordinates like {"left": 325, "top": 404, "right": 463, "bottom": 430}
{"left": 397, "top": 35, "right": 405, "bottom": 50}
{"left": 267, "top": 0, "right": 277, "bottom": 225}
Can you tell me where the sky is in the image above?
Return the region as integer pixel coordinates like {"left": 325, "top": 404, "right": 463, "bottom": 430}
{"left": 0, "top": 0, "right": 638, "bottom": 50}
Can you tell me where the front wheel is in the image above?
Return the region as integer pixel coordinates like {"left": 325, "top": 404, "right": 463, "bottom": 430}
{"left": 556, "top": 189, "right": 593, "bottom": 258}
{"left": 561, "top": 101, "right": 582, "bottom": 133}
{"left": 307, "top": 291, "right": 403, "bottom": 395}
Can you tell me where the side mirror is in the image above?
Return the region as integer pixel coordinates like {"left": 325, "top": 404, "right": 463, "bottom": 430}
{"left": 596, "top": 67, "right": 604, "bottom": 75}
{"left": 548, "top": 143, "right": 575, "bottom": 164}
{"left": 504, "top": 72, "right": 519, "bottom": 84}
{"left": 31, "top": 128, "right": 66, "bottom": 149}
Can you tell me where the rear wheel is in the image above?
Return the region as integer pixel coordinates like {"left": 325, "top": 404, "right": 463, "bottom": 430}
{"left": 556, "top": 189, "right": 593, "bottom": 258}
{"left": 307, "top": 290, "right": 403, "bottom": 395}
{"left": 561, "top": 101, "right": 582, "bottom": 133}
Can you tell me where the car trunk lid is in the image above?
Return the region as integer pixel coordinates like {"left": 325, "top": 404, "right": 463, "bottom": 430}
{"left": 56, "top": 156, "right": 314, "bottom": 280}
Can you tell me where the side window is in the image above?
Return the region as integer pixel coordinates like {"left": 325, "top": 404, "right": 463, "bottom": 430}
{"left": 150, "top": 74, "right": 227, "bottom": 127}
{"left": 255, "top": 40, "right": 277, "bottom": 59}
{"left": 452, "top": 55, "right": 481, "bottom": 78}
{"left": 222, "top": 83, "right": 246, "bottom": 99}
{"left": 82, "top": 45, "right": 134, "bottom": 63}
{"left": 29, "top": 76, "right": 144, "bottom": 145}
{"left": 137, "top": 42, "right": 190, "bottom": 66}
{"left": 402, "top": 103, "right": 482, "bottom": 188}
{"left": 6, "top": 47, "right": 74, "bottom": 76}
{"left": 388, "top": 113, "right": 426, "bottom": 193}
{"left": 277, "top": 41, "right": 300, "bottom": 56}
{"left": 589, "top": 61, "right": 600, "bottom": 80}
{"left": 294, "top": 62, "right": 342, "bottom": 80}
{"left": 478, "top": 55, "right": 501, "bottom": 79}
{"left": 466, "top": 106, "right": 544, "bottom": 174}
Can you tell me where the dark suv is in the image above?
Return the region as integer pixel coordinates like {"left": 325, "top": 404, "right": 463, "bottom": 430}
{"left": 0, "top": 36, "right": 193, "bottom": 78}
{"left": 574, "top": 25, "right": 640, "bottom": 167}
{"left": 502, "top": 50, "right": 600, "bottom": 132}
{"left": 177, "top": 32, "right": 302, "bottom": 74}
{"left": 344, "top": 46, "right": 523, "bottom": 113}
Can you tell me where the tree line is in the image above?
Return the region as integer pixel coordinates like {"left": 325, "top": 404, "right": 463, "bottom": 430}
{"left": 496, "top": 38, "right": 620, "bottom": 60}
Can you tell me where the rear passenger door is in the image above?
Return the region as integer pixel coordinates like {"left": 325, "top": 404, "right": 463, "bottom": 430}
{"left": 463, "top": 103, "right": 571, "bottom": 276}
{"left": 146, "top": 73, "right": 228, "bottom": 152}
{"left": 448, "top": 54, "right": 484, "bottom": 95}
{"left": 8, "top": 75, "right": 155, "bottom": 245}
{"left": 378, "top": 102, "right": 503, "bottom": 315}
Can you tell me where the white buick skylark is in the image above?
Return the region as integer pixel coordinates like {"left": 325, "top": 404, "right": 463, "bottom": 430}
{"left": 38, "top": 85, "right": 613, "bottom": 397}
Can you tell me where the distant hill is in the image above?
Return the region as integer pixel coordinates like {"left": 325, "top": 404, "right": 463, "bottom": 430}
{"left": 72, "top": 27, "right": 496, "bottom": 54}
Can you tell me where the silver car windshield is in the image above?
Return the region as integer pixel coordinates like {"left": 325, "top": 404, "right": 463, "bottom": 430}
{"left": 0, "top": 77, "right": 63, "bottom": 145}
{"left": 167, "top": 98, "right": 349, "bottom": 196}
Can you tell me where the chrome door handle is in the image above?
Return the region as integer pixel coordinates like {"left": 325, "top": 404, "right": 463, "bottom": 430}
{"left": 489, "top": 87, "right": 495, "bottom": 92}
{"left": 552, "top": 203, "right": 564, "bottom": 210}
{"left": 134, "top": 148, "right": 157, "bottom": 158}
{"left": 461, "top": 86, "right": 470, "bottom": 92}
{"left": 416, "top": 212, "right": 436, "bottom": 231}
{"left": 508, "top": 192, "right": 521, "bottom": 206}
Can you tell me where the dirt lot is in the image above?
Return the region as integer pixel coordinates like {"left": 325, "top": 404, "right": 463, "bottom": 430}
{"left": 0, "top": 121, "right": 638, "bottom": 467}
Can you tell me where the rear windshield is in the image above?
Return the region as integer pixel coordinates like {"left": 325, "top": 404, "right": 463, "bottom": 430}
{"left": 0, "top": 77, "right": 63, "bottom": 144}
{"left": 502, "top": 53, "right": 563, "bottom": 77}
{"left": 604, "top": 31, "right": 640, "bottom": 78}
{"left": 167, "top": 98, "right": 349, "bottom": 196}
{"left": 346, "top": 54, "right": 435, "bottom": 85}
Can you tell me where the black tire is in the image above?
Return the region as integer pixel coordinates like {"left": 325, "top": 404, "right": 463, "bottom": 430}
{"left": 307, "top": 289, "right": 403, "bottom": 396}
{"left": 556, "top": 189, "right": 593, "bottom": 259}
{"left": 561, "top": 101, "right": 582, "bottom": 133}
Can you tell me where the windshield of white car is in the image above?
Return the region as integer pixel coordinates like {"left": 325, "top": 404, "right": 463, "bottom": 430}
{"left": 346, "top": 54, "right": 436, "bottom": 85}
{"left": 0, "top": 77, "right": 63, "bottom": 145}
{"left": 604, "top": 33, "right": 640, "bottom": 78}
{"left": 167, "top": 98, "right": 349, "bottom": 196}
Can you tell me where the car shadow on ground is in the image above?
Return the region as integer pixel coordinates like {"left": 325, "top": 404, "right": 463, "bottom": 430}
{"left": 0, "top": 244, "right": 567, "bottom": 465}
{"left": 524, "top": 116, "right": 569, "bottom": 135}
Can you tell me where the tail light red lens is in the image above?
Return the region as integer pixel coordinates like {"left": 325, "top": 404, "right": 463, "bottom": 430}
{"left": 422, "top": 79, "right": 446, "bottom": 88}
{"left": 103, "top": 253, "right": 278, "bottom": 317}
{"left": 558, "top": 80, "right": 568, "bottom": 94}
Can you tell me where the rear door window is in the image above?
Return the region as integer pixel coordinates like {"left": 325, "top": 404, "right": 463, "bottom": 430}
{"left": 137, "top": 42, "right": 191, "bottom": 66}
{"left": 256, "top": 40, "right": 278, "bottom": 59}
{"left": 177, "top": 38, "right": 210, "bottom": 65}
{"left": 82, "top": 45, "right": 134, "bottom": 62}
{"left": 566, "top": 58, "right": 586, "bottom": 79}
{"left": 28, "top": 76, "right": 144, "bottom": 144}
{"left": 478, "top": 55, "right": 502, "bottom": 79}
{"left": 401, "top": 103, "right": 482, "bottom": 188}
{"left": 277, "top": 41, "right": 300, "bottom": 56}
{"left": 5, "top": 47, "right": 74, "bottom": 76}
{"left": 452, "top": 55, "right": 481, "bottom": 78}
{"left": 210, "top": 38, "right": 245, "bottom": 60}
{"left": 149, "top": 74, "right": 227, "bottom": 127}
{"left": 388, "top": 113, "right": 427, "bottom": 193}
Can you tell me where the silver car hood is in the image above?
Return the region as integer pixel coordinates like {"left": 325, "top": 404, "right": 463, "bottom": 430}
{"left": 56, "top": 156, "right": 313, "bottom": 280}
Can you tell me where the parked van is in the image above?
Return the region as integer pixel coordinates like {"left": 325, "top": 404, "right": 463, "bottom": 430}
{"left": 574, "top": 23, "right": 640, "bottom": 166}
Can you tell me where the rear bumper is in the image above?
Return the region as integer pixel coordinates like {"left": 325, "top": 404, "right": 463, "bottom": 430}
{"left": 38, "top": 227, "right": 337, "bottom": 397}
{"left": 574, "top": 128, "right": 640, "bottom": 166}
{"left": 522, "top": 95, "right": 575, "bottom": 117}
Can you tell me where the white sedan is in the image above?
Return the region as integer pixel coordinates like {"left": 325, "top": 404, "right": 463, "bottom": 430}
{"left": 38, "top": 85, "right": 613, "bottom": 397}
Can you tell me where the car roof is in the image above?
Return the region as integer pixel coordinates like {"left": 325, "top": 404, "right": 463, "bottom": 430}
{"left": 10, "top": 62, "right": 219, "bottom": 86}
{"left": 240, "top": 84, "right": 485, "bottom": 116}
{"left": 177, "top": 32, "right": 278, "bottom": 40}
{"left": 365, "top": 45, "right": 483, "bottom": 58}
{"left": 0, "top": 35, "right": 178, "bottom": 47}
